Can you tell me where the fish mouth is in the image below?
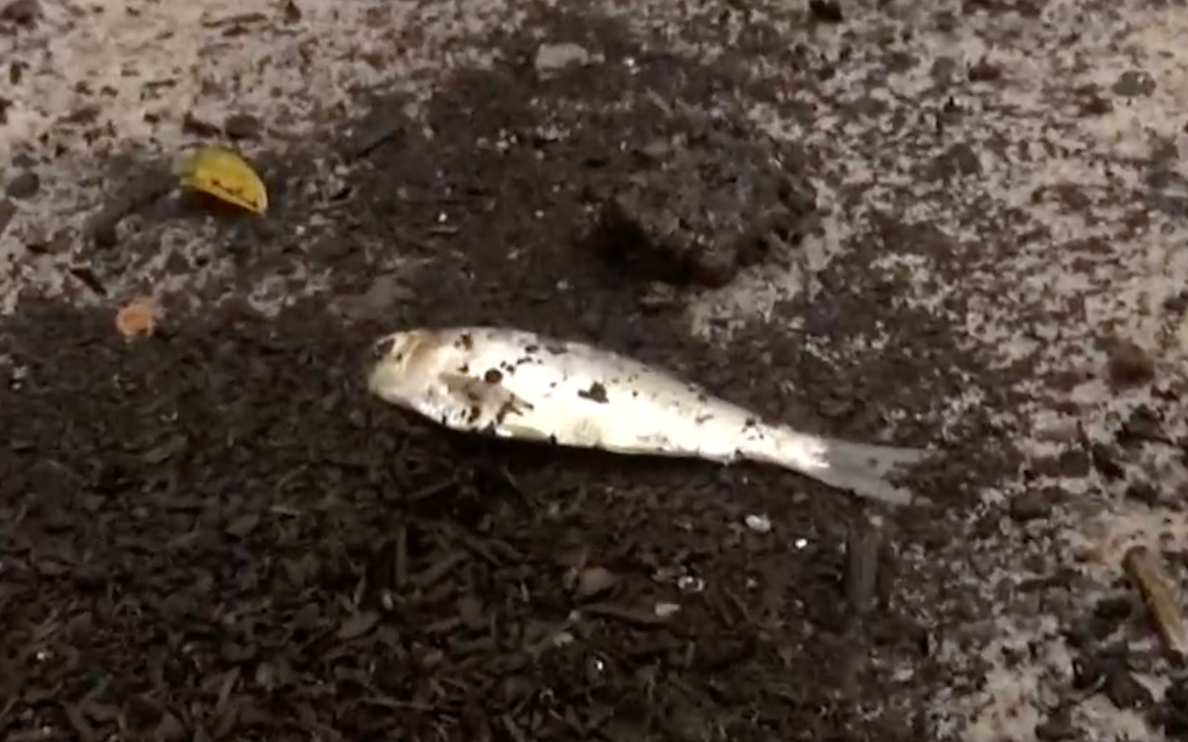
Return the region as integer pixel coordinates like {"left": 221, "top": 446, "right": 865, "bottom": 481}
{"left": 365, "top": 330, "right": 427, "bottom": 400}
{"left": 368, "top": 332, "right": 402, "bottom": 363}
{"left": 367, "top": 330, "right": 425, "bottom": 365}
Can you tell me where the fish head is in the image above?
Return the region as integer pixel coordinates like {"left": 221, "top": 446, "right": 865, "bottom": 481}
{"left": 365, "top": 329, "right": 440, "bottom": 406}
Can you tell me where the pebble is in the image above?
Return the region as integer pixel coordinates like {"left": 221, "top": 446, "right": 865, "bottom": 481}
{"left": 745, "top": 514, "right": 772, "bottom": 533}
{"left": 574, "top": 566, "right": 618, "bottom": 600}
{"left": 688, "top": 248, "right": 739, "bottom": 289}
{"left": 1113, "top": 70, "right": 1157, "bottom": 98}
{"left": 534, "top": 43, "right": 591, "bottom": 76}
{"left": 224, "top": 113, "right": 262, "bottom": 140}
{"left": 1009, "top": 488, "right": 1057, "bottom": 522}
{"left": 5, "top": 170, "right": 40, "bottom": 199}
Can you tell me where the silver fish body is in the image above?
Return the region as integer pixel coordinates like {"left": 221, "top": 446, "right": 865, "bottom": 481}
{"left": 365, "top": 326, "right": 932, "bottom": 506}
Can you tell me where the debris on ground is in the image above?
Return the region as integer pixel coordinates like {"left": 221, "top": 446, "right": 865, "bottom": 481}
{"left": 179, "top": 146, "right": 269, "bottom": 215}
{"left": 589, "top": 119, "right": 817, "bottom": 289}
{"left": 1105, "top": 339, "right": 1156, "bottom": 390}
{"left": 113, "top": 296, "right": 161, "bottom": 339}
{"left": 0, "top": 300, "right": 944, "bottom": 742}
{"left": 1124, "top": 545, "right": 1188, "bottom": 662}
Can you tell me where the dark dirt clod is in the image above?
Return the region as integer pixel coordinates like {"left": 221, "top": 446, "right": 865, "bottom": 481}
{"left": 1106, "top": 339, "right": 1156, "bottom": 390}
{"left": 1055, "top": 447, "right": 1091, "bottom": 478}
{"left": 589, "top": 127, "right": 816, "bottom": 289}
{"left": 1118, "top": 404, "right": 1168, "bottom": 447}
{"left": 1009, "top": 488, "right": 1057, "bottom": 522}
{"left": 5, "top": 170, "right": 40, "bottom": 199}
{"left": 1125, "top": 479, "right": 1160, "bottom": 506}
{"left": 1106, "top": 666, "right": 1155, "bottom": 709}
{"left": 0, "top": 0, "right": 39, "bottom": 26}
{"left": 1112, "top": 70, "right": 1156, "bottom": 98}
{"left": 808, "top": 0, "right": 844, "bottom": 23}
{"left": 1090, "top": 441, "right": 1127, "bottom": 480}
{"left": 1035, "top": 707, "right": 1076, "bottom": 741}
{"left": 224, "top": 113, "right": 262, "bottom": 140}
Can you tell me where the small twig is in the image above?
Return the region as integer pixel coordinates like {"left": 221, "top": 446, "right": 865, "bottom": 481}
{"left": 360, "top": 696, "right": 434, "bottom": 712}
{"left": 583, "top": 602, "right": 673, "bottom": 627}
{"left": 405, "top": 477, "right": 458, "bottom": 503}
{"left": 1123, "top": 545, "right": 1188, "bottom": 662}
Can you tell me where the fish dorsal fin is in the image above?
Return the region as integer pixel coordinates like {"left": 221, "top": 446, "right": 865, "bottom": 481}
{"left": 437, "top": 372, "right": 534, "bottom": 433}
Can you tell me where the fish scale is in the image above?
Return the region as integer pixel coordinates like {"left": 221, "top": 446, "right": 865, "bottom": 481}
{"left": 366, "top": 326, "right": 935, "bottom": 507}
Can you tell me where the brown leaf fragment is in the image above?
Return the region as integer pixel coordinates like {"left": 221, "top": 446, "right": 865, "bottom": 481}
{"left": 115, "top": 296, "right": 161, "bottom": 339}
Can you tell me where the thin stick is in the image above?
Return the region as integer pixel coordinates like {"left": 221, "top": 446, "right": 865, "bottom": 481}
{"left": 1123, "top": 545, "right": 1188, "bottom": 662}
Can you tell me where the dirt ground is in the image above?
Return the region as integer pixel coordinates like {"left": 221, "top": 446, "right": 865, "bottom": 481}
{"left": 7, "top": 0, "right": 1188, "bottom": 741}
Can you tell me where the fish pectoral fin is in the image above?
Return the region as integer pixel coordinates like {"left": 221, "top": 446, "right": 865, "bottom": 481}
{"left": 438, "top": 372, "right": 534, "bottom": 424}
{"left": 498, "top": 423, "right": 555, "bottom": 443}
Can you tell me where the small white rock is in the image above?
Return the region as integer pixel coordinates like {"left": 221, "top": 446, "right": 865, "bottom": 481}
{"left": 534, "top": 43, "right": 591, "bottom": 76}
{"left": 654, "top": 602, "right": 681, "bottom": 619}
{"left": 745, "top": 514, "right": 772, "bottom": 533}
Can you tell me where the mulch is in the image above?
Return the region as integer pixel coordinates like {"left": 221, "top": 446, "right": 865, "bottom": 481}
{"left": 0, "top": 299, "right": 939, "bottom": 742}
{"left": 0, "top": 6, "right": 1008, "bottom": 742}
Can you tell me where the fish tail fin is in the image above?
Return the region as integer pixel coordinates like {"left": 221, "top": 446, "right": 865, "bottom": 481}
{"left": 749, "top": 430, "right": 932, "bottom": 507}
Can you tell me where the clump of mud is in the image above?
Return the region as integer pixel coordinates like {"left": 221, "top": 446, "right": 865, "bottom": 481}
{"left": 589, "top": 124, "right": 817, "bottom": 289}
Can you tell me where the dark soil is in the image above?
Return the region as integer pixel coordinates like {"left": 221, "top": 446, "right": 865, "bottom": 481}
{"left": 1, "top": 6, "right": 1012, "bottom": 742}
{"left": 588, "top": 123, "right": 817, "bottom": 289}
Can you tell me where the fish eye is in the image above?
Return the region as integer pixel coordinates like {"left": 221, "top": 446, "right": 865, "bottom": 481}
{"left": 370, "top": 336, "right": 398, "bottom": 362}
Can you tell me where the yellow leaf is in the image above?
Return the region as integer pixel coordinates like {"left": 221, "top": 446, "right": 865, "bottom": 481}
{"left": 180, "top": 147, "right": 268, "bottom": 215}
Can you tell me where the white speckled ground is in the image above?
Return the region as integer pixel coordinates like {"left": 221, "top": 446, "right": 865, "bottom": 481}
{"left": 5, "top": 0, "right": 1188, "bottom": 739}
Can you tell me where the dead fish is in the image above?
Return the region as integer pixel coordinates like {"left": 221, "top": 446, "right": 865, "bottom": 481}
{"left": 365, "top": 326, "right": 934, "bottom": 506}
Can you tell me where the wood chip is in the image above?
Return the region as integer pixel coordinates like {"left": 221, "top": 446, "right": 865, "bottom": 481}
{"left": 583, "top": 602, "right": 673, "bottom": 626}
{"left": 61, "top": 703, "right": 97, "bottom": 742}
{"left": 115, "top": 297, "right": 161, "bottom": 339}
{"left": 845, "top": 518, "right": 881, "bottom": 618}
{"left": 224, "top": 513, "right": 260, "bottom": 539}
{"left": 1123, "top": 545, "right": 1188, "bottom": 661}
{"left": 575, "top": 566, "right": 618, "bottom": 600}
{"left": 337, "top": 611, "right": 380, "bottom": 640}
